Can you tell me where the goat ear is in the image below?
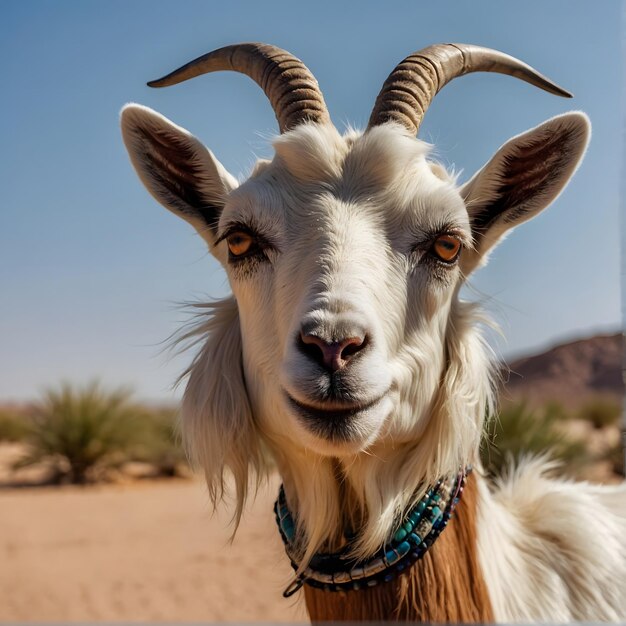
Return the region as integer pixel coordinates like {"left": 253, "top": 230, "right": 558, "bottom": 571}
{"left": 459, "top": 112, "right": 590, "bottom": 276}
{"left": 120, "top": 103, "right": 237, "bottom": 251}
{"left": 180, "top": 297, "right": 267, "bottom": 527}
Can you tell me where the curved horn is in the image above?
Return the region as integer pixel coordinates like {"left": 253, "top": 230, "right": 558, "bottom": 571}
{"left": 147, "top": 42, "right": 330, "bottom": 133}
{"left": 367, "top": 43, "right": 572, "bottom": 135}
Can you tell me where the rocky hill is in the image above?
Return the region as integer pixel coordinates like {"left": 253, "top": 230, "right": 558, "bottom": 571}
{"left": 501, "top": 332, "right": 623, "bottom": 408}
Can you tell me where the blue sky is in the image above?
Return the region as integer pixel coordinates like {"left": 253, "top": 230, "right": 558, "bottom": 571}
{"left": 1, "top": 1, "right": 623, "bottom": 401}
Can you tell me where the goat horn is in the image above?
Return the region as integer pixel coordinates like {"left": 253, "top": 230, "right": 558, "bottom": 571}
{"left": 367, "top": 43, "right": 572, "bottom": 134}
{"left": 147, "top": 42, "right": 331, "bottom": 133}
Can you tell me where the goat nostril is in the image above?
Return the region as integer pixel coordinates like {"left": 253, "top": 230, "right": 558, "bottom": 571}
{"left": 340, "top": 336, "right": 366, "bottom": 360}
{"left": 298, "top": 334, "right": 327, "bottom": 367}
{"left": 299, "top": 332, "right": 368, "bottom": 372}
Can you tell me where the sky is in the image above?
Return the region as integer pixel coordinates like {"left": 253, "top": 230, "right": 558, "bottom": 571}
{"left": 1, "top": 1, "right": 623, "bottom": 402}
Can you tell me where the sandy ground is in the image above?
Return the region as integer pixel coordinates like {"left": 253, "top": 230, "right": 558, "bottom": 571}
{"left": 0, "top": 474, "right": 308, "bottom": 622}
{"left": 0, "top": 432, "right": 621, "bottom": 624}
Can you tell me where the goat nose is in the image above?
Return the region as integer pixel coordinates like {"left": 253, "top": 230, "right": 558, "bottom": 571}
{"left": 299, "top": 332, "right": 367, "bottom": 372}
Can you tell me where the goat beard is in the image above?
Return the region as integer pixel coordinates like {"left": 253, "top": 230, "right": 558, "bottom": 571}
{"left": 266, "top": 301, "right": 495, "bottom": 565}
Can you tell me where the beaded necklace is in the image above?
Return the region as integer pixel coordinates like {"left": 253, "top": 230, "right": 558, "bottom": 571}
{"left": 275, "top": 467, "right": 470, "bottom": 596}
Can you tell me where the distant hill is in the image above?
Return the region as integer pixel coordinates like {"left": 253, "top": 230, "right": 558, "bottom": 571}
{"left": 502, "top": 333, "right": 624, "bottom": 408}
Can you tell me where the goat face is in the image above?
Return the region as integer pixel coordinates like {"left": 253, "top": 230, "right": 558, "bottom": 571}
{"left": 122, "top": 104, "right": 588, "bottom": 456}
{"left": 222, "top": 125, "right": 473, "bottom": 456}
{"left": 121, "top": 45, "right": 590, "bottom": 540}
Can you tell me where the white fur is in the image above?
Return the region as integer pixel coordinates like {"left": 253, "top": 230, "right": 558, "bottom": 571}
{"left": 477, "top": 459, "right": 626, "bottom": 621}
{"left": 121, "top": 103, "right": 626, "bottom": 621}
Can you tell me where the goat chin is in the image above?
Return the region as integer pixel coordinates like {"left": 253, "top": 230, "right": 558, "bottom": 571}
{"left": 283, "top": 393, "right": 394, "bottom": 458}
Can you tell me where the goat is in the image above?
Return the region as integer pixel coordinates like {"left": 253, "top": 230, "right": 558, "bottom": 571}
{"left": 121, "top": 43, "right": 626, "bottom": 622}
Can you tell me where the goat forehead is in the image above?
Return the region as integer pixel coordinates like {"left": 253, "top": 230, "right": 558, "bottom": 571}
{"left": 271, "top": 123, "right": 438, "bottom": 189}
{"left": 226, "top": 124, "right": 469, "bottom": 237}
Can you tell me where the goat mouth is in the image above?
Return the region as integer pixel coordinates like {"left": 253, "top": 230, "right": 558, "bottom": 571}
{"left": 287, "top": 395, "right": 380, "bottom": 419}
{"left": 285, "top": 392, "right": 387, "bottom": 443}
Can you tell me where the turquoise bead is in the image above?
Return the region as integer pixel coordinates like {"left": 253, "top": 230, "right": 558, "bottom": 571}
{"left": 273, "top": 472, "right": 473, "bottom": 593}
{"left": 385, "top": 549, "right": 399, "bottom": 564}
{"left": 283, "top": 521, "right": 295, "bottom": 540}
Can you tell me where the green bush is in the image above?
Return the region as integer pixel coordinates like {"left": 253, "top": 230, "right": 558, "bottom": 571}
{"left": 15, "top": 382, "right": 146, "bottom": 484}
{"left": 131, "top": 406, "right": 189, "bottom": 477}
{"left": 577, "top": 397, "right": 622, "bottom": 429}
{"left": 542, "top": 400, "right": 571, "bottom": 422}
{"left": 0, "top": 408, "right": 29, "bottom": 442}
{"left": 482, "top": 402, "right": 587, "bottom": 478}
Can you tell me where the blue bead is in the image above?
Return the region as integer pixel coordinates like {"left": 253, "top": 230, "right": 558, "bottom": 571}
{"left": 396, "top": 540, "right": 411, "bottom": 556}
{"left": 403, "top": 521, "right": 413, "bottom": 533}
{"left": 431, "top": 506, "right": 442, "bottom": 520}
{"left": 385, "top": 549, "right": 399, "bottom": 564}
{"left": 393, "top": 527, "right": 407, "bottom": 542}
{"left": 384, "top": 573, "right": 394, "bottom": 582}
{"left": 409, "top": 533, "right": 421, "bottom": 545}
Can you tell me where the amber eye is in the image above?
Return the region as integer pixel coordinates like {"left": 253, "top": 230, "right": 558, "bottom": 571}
{"left": 432, "top": 235, "right": 461, "bottom": 263}
{"left": 227, "top": 231, "right": 254, "bottom": 257}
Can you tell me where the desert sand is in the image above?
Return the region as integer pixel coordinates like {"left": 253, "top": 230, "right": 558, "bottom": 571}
{"left": 0, "top": 469, "right": 307, "bottom": 622}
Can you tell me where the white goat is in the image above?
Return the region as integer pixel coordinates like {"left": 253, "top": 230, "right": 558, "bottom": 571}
{"left": 121, "top": 43, "right": 626, "bottom": 622}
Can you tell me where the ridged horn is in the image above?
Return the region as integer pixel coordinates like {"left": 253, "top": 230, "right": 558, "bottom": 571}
{"left": 147, "top": 42, "right": 331, "bottom": 133}
{"left": 368, "top": 43, "right": 572, "bottom": 135}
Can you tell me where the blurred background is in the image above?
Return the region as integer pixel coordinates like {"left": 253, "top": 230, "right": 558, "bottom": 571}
{"left": 0, "top": 1, "right": 623, "bottom": 622}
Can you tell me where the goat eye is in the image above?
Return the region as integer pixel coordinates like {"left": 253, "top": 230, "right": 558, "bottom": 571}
{"left": 227, "top": 231, "right": 255, "bottom": 257}
{"left": 432, "top": 235, "right": 461, "bottom": 263}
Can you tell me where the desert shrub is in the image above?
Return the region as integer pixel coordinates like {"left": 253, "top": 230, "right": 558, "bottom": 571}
{"left": 0, "top": 408, "right": 29, "bottom": 442}
{"left": 605, "top": 441, "right": 625, "bottom": 477}
{"left": 577, "top": 397, "right": 622, "bottom": 429}
{"left": 15, "top": 382, "right": 146, "bottom": 484}
{"left": 482, "top": 402, "right": 587, "bottom": 478}
{"left": 542, "top": 400, "right": 571, "bottom": 422}
{"left": 131, "top": 406, "right": 189, "bottom": 477}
